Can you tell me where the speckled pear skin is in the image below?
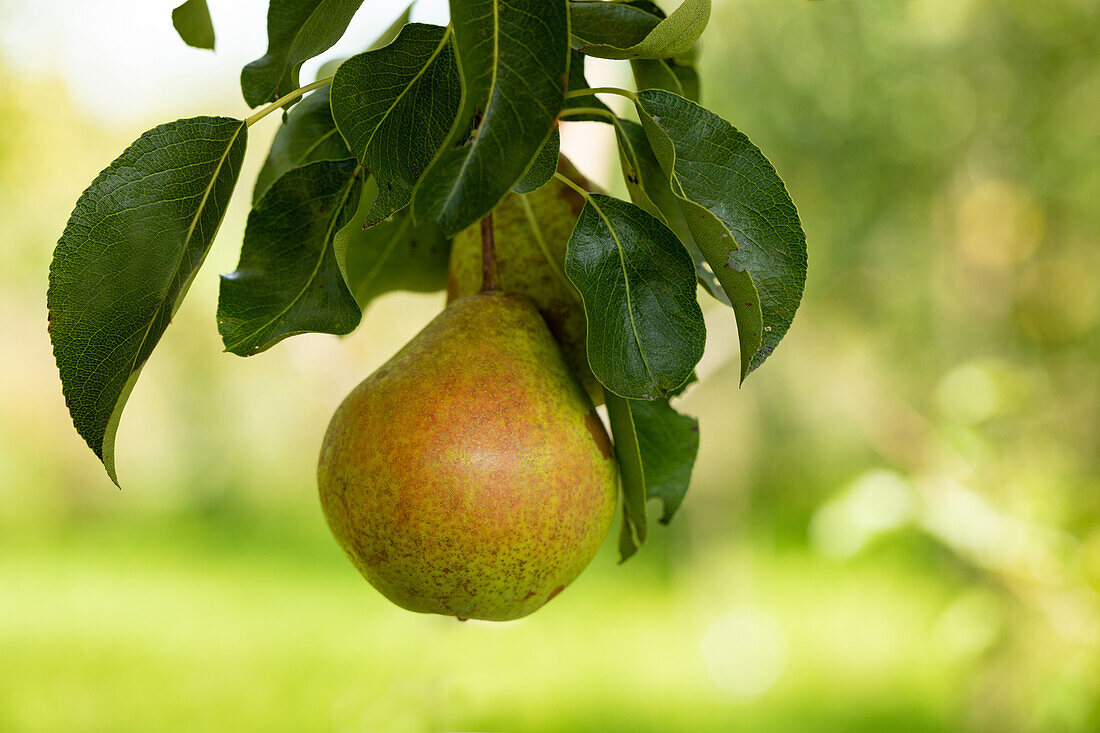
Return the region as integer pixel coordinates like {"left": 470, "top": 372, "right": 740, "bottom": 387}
{"left": 448, "top": 157, "right": 603, "bottom": 404}
{"left": 318, "top": 291, "right": 618, "bottom": 621}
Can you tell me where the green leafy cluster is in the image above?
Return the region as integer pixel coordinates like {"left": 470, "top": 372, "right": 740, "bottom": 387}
{"left": 48, "top": 0, "right": 807, "bottom": 560}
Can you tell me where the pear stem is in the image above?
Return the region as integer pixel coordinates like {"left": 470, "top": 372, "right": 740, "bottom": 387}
{"left": 480, "top": 213, "right": 499, "bottom": 292}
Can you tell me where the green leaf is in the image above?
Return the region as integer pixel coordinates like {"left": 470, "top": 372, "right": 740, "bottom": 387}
{"left": 338, "top": 178, "right": 451, "bottom": 311}
{"left": 617, "top": 505, "right": 640, "bottom": 562}
{"left": 48, "top": 116, "right": 247, "bottom": 484}
{"left": 330, "top": 23, "right": 461, "bottom": 226}
{"left": 611, "top": 117, "right": 725, "bottom": 302}
{"left": 513, "top": 129, "right": 560, "bottom": 194}
{"left": 412, "top": 0, "right": 569, "bottom": 236}
{"left": 606, "top": 387, "right": 699, "bottom": 561}
{"left": 218, "top": 159, "right": 364, "bottom": 355}
{"left": 570, "top": 2, "right": 659, "bottom": 49}
{"left": 605, "top": 391, "right": 647, "bottom": 560}
{"left": 253, "top": 87, "right": 351, "bottom": 203}
{"left": 564, "top": 194, "right": 705, "bottom": 400}
{"left": 241, "top": 0, "right": 366, "bottom": 108}
{"left": 630, "top": 397, "right": 699, "bottom": 524}
{"left": 572, "top": 0, "right": 710, "bottom": 60}
{"left": 634, "top": 89, "right": 807, "bottom": 378}
{"left": 172, "top": 0, "right": 215, "bottom": 50}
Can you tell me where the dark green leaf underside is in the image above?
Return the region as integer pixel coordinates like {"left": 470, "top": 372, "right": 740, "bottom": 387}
{"left": 48, "top": 116, "right": 247, "bottom": 484}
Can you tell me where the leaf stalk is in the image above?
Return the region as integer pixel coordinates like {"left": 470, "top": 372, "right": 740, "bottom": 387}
{"left": 564, "top": 86, "right": 638, "bottom": 102}
{"left": 245, "top": 76, "right": 334, "bottom": 127}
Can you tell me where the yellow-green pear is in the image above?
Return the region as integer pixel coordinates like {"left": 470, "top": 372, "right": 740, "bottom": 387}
{"left": 448, "top": 158, "right": 603, "bottom": 403}
{"left": 318, "top": 291, "right": 618, "bottom": 621}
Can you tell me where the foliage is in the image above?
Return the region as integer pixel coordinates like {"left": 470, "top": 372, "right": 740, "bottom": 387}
{"left": 47, "top": 0, "right": 809, "bottom": 559}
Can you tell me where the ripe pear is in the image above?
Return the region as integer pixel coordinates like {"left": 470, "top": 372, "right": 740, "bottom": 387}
{"left": 318, "top": 291, "right": 618, "bottom": 621}
{"left": 448, "top": 157, "right": 604, "bottom": 404}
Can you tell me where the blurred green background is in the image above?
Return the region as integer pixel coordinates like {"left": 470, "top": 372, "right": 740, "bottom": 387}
{"left": 2, "top": 0, "right": 1098, "bottom": 730}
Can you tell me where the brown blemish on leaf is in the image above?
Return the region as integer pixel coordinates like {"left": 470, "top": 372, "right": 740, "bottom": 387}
{"left": 584, "top": 411, "right": 613, "bottom": 460}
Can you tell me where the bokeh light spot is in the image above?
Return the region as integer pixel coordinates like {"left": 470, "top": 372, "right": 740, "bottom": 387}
{"left": 699, "top": 608, "right": 788, "bottom": 701}
{"left": 810, "top": 470, "right": 918, "bottom": 558}
{"left": 956, "top": 181, "right": 1045, "bottom": 268}
{"left": 935, "top": 361, "right": 1001, "bottom": 425}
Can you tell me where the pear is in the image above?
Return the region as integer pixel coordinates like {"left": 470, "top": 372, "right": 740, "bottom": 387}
{"left": 318, "top": 291, "right": 618, "bottom": 621}
{"left": 448, "top": 157, "right": 604, "bottom": 404}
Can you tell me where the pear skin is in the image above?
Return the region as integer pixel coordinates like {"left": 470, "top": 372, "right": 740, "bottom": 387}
{"left": 318, "top": 291, "right": 618, "bottom": 621}
{"left": 448, "top": 157, "right": 603, "bottom": 404}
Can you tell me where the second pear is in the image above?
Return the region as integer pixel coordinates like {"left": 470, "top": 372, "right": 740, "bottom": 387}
{"left": 448, "top": 157, "right": 602, "bottom": 403}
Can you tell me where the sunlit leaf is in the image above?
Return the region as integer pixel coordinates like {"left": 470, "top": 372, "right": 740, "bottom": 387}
{"left": 330, "top": 23, "right": 461, "bottom": 226}
{"left": 172, "top": 0, "right": 215, "bottom": 50}
{"left": 241, "top": 0, "right": 366, "bottom": 107}
{"left": 571, "top": 0, "right": 710, "bottom": 60}
{"left": 635, "top": 89, "right": 806, "bottom": 378}
{"left": 218, "top": 159, "right": 364, "bottom": 355}
{"left": 564, "top": 194, "right": 705, "bottom": 399}
{"left": 412, "top": 0, "right": 569, "bottom": 235}
{"left": 48, "top": 116, "right": 247, "bottom": 484}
